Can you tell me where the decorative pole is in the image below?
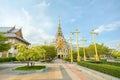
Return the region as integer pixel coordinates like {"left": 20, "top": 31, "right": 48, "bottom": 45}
{"left": 81, "top": 37, "right": 87, "bottom": 61}
{"left": 69, "top": 37, "right": 73, "bottom": 63}
{"left": 72, "top": 28, "right": 80, "bottom": 62}
{"left": 91, "top": 29, "right": 99, "bottom": 61}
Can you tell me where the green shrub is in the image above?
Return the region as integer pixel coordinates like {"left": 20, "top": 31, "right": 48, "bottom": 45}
{"left": 105, "top": 62, "right": 120, "bottom": 67}
{"left": 0, "top": 57, "right": 17, "bottom": 62}
{"left": 87, "top": 60, "right": 103, "bottom": 64}
{"left": 78, "top": 62, "right": 120, "bottom": 78}
{"left": 65, "top": 58, "right": 70, "bottom": 62}
{"left": 73, "top": 59, "right": 77, "bottom": 62}
{"left": 115, "top": 57, "right": 120, "bottom": 61}
{"left": 65, "top": 58, "right": 77, "bottom": 62}
{"left": 87, "top": 59, "right": 120, "bottom": 67}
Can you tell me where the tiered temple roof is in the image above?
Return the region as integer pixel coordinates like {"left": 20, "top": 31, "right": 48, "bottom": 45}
{"left": 0, "top": 26, "right": 30, "bottom": 45}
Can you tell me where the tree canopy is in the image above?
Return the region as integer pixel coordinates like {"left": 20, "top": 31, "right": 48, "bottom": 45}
{"left": 112, "top": 50, "right": 120, "bottom": 58}
{"left": 41, "top": 45, "right": 57, "bottom": 62}
{"left": 86, "top": 43, "right": 110, "bottom": 57}
{"left": 66, "top": 43, "right": 111, "bottom": 61}
{"left": 0, "top": 33, "right": 11, "bottom": 52}
{"left": 16, "top": 44, "right": 46, "bottom": 66}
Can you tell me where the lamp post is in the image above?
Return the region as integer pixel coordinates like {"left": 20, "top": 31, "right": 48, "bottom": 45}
{"left": 81, "top": 37, "right": 87, "bottom": 61}
{"left": 69, "top": 37, "right": 73, "bottom": 63}
{"left": 91, "top": 29, "right": 99, "bottom": 61}
{"left": 72, "top": 28, "right": 80, "bottom": 62}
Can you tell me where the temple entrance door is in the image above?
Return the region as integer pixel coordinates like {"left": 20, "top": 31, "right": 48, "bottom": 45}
{"left": 57, "top": 54, "right": 64, "bottom": 59}
{"left": 58, "top": 55, "right": 60, "bottom": 59}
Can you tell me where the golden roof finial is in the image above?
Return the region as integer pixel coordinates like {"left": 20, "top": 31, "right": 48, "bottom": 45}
{"left": 58, "top": 16, "right": 61, "bottom": 28}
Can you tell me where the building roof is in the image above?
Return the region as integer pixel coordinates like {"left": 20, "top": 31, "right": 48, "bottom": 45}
{"left": 0, "top": 27, "right": 12, "bottom": 33}
{"left": 0, "top": 26, "right": 30, "bottom": 45}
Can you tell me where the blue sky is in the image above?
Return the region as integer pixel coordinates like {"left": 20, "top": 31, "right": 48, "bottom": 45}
{"left": 0, "top": 0, "right": 120, "bottom": 49}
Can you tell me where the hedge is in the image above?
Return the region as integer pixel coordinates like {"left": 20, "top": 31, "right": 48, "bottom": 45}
{"left": 78, "top": 62, "right": 120, "bottom": 78}
{"left": 0, "top": 57, "right": 17, "bottom": 62}
{"left": 105, "top": 62, "right": 120, "bottom": 67}
{"left": 87, "top": 60, "right": 120, "bottom": 67}
{"left": 65, "top": 58, "right": 77, "bottom": 62}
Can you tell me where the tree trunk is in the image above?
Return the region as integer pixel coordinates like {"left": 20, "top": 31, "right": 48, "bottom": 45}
{"left": 30, "top": 61, "right": 35, "bottom": 66}
{"left": 27, "top": 61, "right": 30, "bottom": 67}
{"left": 44, "top": 54, "right": 46, "bottom": 62}
{"left": 30, "top": 62, "right": 32, "bottom": 66}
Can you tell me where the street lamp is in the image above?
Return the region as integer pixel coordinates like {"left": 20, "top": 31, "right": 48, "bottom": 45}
{"left": 72, "top": 28, "right": 80, "bottom": 62}
{"left": 91, "top": 29, "right": 99, "bottom": 61}
{"left": 68, "top": 37, "right": 73, "bottom": 63}
{"left": 81, "top": 37, "right": 87, "bottom": 61}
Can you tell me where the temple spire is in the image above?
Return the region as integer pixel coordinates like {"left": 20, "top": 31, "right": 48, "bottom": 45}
{"left": 56, "top": 17, "right": 63, "bottom": 37}
{"left": 58, "top": 16, "right": 61, "bottom": 28}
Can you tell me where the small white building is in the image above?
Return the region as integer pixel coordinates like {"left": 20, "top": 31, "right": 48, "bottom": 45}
{"left": 0, "top": 26, "right": 30, "bottom": 57}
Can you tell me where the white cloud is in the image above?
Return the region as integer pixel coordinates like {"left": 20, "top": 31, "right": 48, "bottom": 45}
{"left": 95, "top": 21, "right": 120, "bottom": 33}
{"left": 21, "top": 8, "right": 55, "bottom": 44}
{"left": 35, "top": 1, "right": 50, "bottom": 9}
{"left": 0, "top": 1, "right": 55, "bottom": 45}
{"left": 21, "top": 8, "right": 31, "bottom": 23}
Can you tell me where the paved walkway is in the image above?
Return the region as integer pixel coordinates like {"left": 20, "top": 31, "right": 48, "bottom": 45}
{"left": 8, "top": 65, "right": 63, "bottom": 80}
{"left": 0, "top": 60, "right": 119, "bottom": 80}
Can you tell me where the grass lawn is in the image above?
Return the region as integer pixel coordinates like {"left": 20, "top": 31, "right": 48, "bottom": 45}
{"left": 15, "top": 66, "right": 46, "bottom": 70}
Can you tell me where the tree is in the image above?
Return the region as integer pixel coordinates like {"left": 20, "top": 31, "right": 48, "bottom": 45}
{"left": 67, "top": 50, "right": 80, "bottom": 62}
{"left": 112, "top": 50, "right": 120, "bottom": 58}
{"left": 0, "top": 33, "right": 11, "bottom": 52}
{"left": 66, "top": 43, "right": 111, "bottom": 61}
{"left": 79, "top": 47, "right": 85, "bottom": 57}
{"left": 67, "top": 48, "right": 88, "bottom": 61}
{"left": 87, "top": 43, "right": 110, "bottom": 59}
{"left": 16, "top": 44, "right": 46, "bottom": 67}
{"left": 41, "top": 46, "right": 57, "bottom": 62}
{"left": 67, "top": 50, "right": 77, "bottom": 59}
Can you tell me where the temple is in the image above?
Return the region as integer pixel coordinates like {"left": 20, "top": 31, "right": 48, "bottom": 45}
{"left": 0, "top": 26, "right": 30, "bottom": 57}
{"left": 52, "top": 18, "right": 69, "bottom": 58}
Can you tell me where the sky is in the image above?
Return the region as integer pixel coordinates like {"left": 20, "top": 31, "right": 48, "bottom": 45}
{"left": 0, "top": 0, "right": 120, "bottom": 49}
